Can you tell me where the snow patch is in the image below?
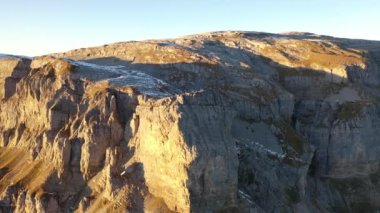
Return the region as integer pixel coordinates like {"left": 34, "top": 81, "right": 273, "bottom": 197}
{"left": 238, "top": 190, "right": 254, "bottom": 204}
{"left": 250, "top": 141, "right": 286, "bottom": 159}
{"left": 66, "top": 59, "right": 179, "bottom": 97}
{"left": 237, "top": 139, "right": 306, "bottom": 165}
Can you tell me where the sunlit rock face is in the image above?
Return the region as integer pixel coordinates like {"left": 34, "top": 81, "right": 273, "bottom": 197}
{"left": 1, "top": 31, "right": 380, "bottom": 212}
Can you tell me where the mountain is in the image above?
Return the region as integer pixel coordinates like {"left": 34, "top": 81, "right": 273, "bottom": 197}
{"left": 1, "top": 31, "right": 380, "bottom": 212}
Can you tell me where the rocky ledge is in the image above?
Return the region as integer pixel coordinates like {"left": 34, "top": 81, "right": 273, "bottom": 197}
{"left": 1, "top": 31, "right": 380, "bottom": 212}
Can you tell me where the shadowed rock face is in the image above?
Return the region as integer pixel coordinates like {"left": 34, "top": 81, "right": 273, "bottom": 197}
{"left": 1, "top": 31, "right": 380, "bottom": 212}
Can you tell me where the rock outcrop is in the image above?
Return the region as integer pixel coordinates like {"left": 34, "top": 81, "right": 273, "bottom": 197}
{"left": 1, "top": 31, "right": 380, "bottom": 212}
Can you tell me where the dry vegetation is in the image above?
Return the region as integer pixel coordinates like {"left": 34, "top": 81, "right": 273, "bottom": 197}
{"left": 0, "top": 147, "right": 54, "bottom": 197}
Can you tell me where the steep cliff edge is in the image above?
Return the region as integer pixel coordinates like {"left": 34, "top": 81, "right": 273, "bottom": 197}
{"left": 1, "top": 31, "right": 380, "bottom": 212}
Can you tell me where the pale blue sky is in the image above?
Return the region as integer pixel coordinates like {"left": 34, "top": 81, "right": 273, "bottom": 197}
{"left": 1, "top": 0, "right": 380, "bottom": 56}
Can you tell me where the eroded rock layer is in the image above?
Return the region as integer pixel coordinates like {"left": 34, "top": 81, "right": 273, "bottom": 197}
{"left": 1, "top": 31, "right": 380, "bottom": 212}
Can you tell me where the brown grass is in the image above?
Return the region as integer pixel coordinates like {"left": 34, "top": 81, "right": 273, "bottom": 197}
{"left": 261, "top": 39, "right": 366, "bottom": 77}
{"left": 0, "top": 147, "right": 54, "bottom": 196}
{"left": 85, "top": 81, "right": 110, "bottom": 97}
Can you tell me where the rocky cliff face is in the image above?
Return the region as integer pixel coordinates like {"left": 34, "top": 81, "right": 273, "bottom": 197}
{"left": 1, "top": 31, "right": 380, "bottom": 212}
